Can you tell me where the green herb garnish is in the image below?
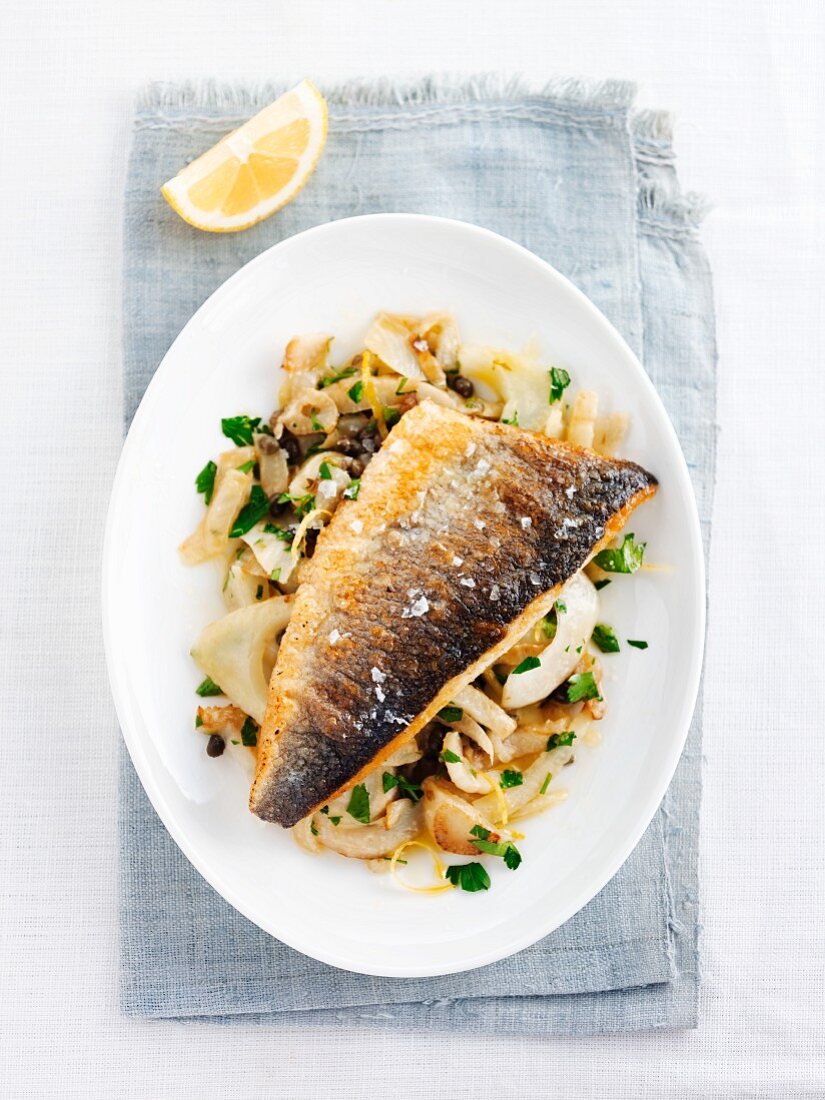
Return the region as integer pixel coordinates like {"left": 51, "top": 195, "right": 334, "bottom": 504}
{"left": 511, "top": 655, "right": 540, "bottom": 675}
{"left": 628, "top": 639, "right": 649, "bottom": 650}
{"left": 539, "top": 773, "right": 552, "bottom": 795}
{"left": 319, "top": 366, "right": 357, "bottom": 388}
{"left": 221, "top": 414, "right": 261, "bottom": 446}
{"left": 383, "top": 406, "right": 401, "bottom": 429}
{"left": 381, "top": 772, "right": 423, "bottom": 802}
{"left": 592, "top": 533, "right": 646, "bottom": 574}
{"left": 240, "top": 716, "right": 258, "bottom": 746}
{"left": 439, "top": 748, "right": 461, "bottom": 764}
{"left": 263, "top": 523, "right": 293, "bottom": 542}
{"left": 592, "top": 624, "right": 620, "bottom": 653}
{"left": 501, "top": 409, "right": 519, "bottom": 426}
{"left": 195, "top": 676, "right": 222, "bottom": 697}
{"left": 594, "top": 578, "right": 612, "bottom": 591}
{"left": 329, "top": 815, "right": 342, "bottom": 826}
{"left": 346, "top": 783, "right": 371, "bottom": 824}
{"left": 310, "top": 822, "right": 319, "bottom": 836}
{"left": 548, "top": 367, "right": 571, "bottom": 404}
{"left": 343, "top": 479, "right": 361, "bottom": 500}
{"left": 438, "top": 705, "right": 464, "bottom": 723}
{"left": 555, "top": 598, "right": 567, "bottom": 614}
{"left": 195, "top": 460, "right": 217, "bottom": 504}
{"left": 469, "top": 825, "right": 522, "bottom": 870}
{"left": 278, "top": 492, "right": 316, "bottom": 518}
{"left": 310, "top": 411, "right": 324, "bottom": 433}
{"left": 255, "top": 585, "right": 264, "bottom": 600}
{"left": 230, "top": 485, "right": 270, "bottom": 538}
{"left": 319, "top": 461, "right": 332, "bottom": 480}
{"left": 396, "top": 378, "right": 410, "bottom": 395}
{"left": 566, "top": 672, "right": 602, "bottom": 703}
{"left": 270, "top": 568, "right": 281, "bottom": 582}
{"left": 547, "top": 730, "right": 577, "bottom": 750}
{"left": 347, "top": 380, "right": 364, "bottom": 403}
{"left": 500, "top": 769, "right": 523, "bottom": 789}
{"left": 194, "top": 714, "right": 203, "bottom": 728}
{"left": 236, "top": 459, "right": 255, "bottom": 473}
{"left": 444, "top": 862, "right": 491, "bottom": 892}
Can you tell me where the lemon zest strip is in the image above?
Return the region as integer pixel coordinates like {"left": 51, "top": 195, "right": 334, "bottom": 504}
{"left": 389, "top": 840, "right": 452, "bottom": 894}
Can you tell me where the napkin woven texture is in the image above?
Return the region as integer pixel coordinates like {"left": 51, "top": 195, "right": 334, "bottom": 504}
{"left": 120, "top": 75, "right": 716, "bottom": 1034}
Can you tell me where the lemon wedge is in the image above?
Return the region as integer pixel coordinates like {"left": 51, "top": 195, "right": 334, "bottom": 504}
{"left": 161, "top": 80, "right": 328, "bottom": 233}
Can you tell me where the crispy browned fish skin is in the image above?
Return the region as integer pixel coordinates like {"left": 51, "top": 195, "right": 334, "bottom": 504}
{"left": 250, "top": 401, "right": 657, "bottom": 827}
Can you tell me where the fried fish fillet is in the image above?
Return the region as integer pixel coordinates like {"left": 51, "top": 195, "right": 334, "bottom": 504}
{"left": 250, "top": 401, "right": 657, "bottom": 827}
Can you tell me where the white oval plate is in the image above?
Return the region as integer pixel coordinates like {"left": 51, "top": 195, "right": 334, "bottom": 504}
{"left": 104, "top": 214, "right": 704, "bottom": 978}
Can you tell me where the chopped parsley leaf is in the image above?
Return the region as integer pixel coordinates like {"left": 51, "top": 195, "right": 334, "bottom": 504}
{"left": 628, "top": 639, "right": 649, "bottom": 650}
{"left": 593, "top": 533, "right": 646, "bottom": 574}
{"left": 547, "top": 730, "right": 577, "bottom": 750}
{"left": 270, "top": 568, "right": 281, "bottom": 582}
{"left": 319, "top": 461, "right": 332, "bottom": 480}
{"left": 555, "top": 598, "right": 567, "bottom": 614}
{"left": 592, "top": 623, "right": 620, "bottom": 653}
{"left": 396, "top": 377, "right": 410, "bottom": 395}
{"left": 347, "top": 380, "right": 364, "bottom": 403}
{"left": 229, "top": 485, "right": 271, "bottom": 538}
{"left": 539, "top": 773, "right": 552, "bottom": 795}
{"left": 548, "top": 367, "right": 571, "bottom": 404}
{"left": 438, "top": 705, "right": 464, "bottom": 723}
{"left": 566, "top": 672, "right": 602, "bottom": 703}
{"left": 594, "top": 578, "right": 612, "bottom": 591}
{"left": 383, "top": 406, "right": 401, "bottom": 429}
{"left": 221, "top": 415, "right": 261, "bottom": 447}
{"left": 236, "top": 459, "right": 255, "bottom": 473}
{"left": 346, "top": 783, "right": 371, "bottom": 824}
{"left": 575, "top": 644, "right": 583, "bottom": 654}
{"left": 444, "top": 862, "right": 491, "bottom": 892}
{"left": 320, "top": 806, "right": 329, "bottom": 815}
{"left": 240, "top": 716, "right": 258, "bottom": 746}
{"left": 469, "top": 825, "right": 523, "bottom": 871}
{"left": 195, "top": 676, "right": 222, "bottom": 697}
{"left": 381, "top": 772, "right": 423, "bottom": 802}
{"left": 343, "top": 479, "right": 361, "bottom": 500}
{"left": 511, "top": 655, "right": 541, "bottom": 675}
{"left": 319, "top": 366, "right": 357, "bottom": 388}
{"left": 194, "top": 714, "right": 203, "bottom": 728}
{"left": 255, "top": 585, "right": 264, "bottom": 600}
{"left": 263, "top": 523, "right": 293, "bottom": 543}
{"left": 310, "top": 411, "right": 324, "bottom": 433}
{"left": 329, "top": 815, "right": 342, "bottom": 826}
{"left": 278, "top": 492, "right": 316, "bottom": 518}
{"left": 501, "top": 409, "right": 519, "bottom": 426}
{"left": 439, "top": 748, "right": 461, "bottom": 764}
{"left": 310, "top": 822, "right": 319, "bottom": 836}
{"left": 500, "top": 769, "right": 524, "bottom": 789}
{"left": 195, "top": 460, "right": 217, "bottom": 504}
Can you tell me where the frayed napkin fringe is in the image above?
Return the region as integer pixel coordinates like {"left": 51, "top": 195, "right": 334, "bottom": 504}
{"left": 639, "top": 180, "right": 711, "bottom": 231}
{"left": 136, "top": 73, "right": 637, "bottom": 116}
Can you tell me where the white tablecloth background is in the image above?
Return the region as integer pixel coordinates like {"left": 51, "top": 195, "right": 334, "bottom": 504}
{"left": 1, "top": 0, "right": 822, "bottom": 1095}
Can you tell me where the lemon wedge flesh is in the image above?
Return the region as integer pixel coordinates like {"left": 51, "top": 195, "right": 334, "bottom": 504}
{"left": 161, "top": 80, "right": 328, "bottom": 232}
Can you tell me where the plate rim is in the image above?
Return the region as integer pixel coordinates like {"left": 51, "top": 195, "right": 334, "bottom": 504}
{"left": 103, "top": 212, "right": 705, "bottom": 977}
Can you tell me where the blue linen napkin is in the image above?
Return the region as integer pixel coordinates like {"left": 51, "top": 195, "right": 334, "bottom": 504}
{"left": 120, "top": 76, "right": 716, "bottom": 1033}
